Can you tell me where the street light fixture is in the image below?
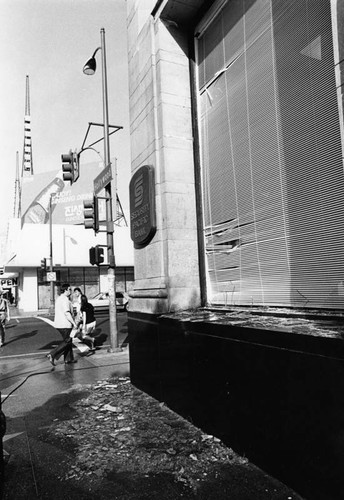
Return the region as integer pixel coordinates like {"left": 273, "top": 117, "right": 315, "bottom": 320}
{"left": 83, "top": 28, "right": 119, "bottom": 351}
{"left": 83, "top": 48, "right": 99, "bottom": 75}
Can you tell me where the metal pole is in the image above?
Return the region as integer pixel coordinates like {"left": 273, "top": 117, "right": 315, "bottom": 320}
{"left": 49, "top": 195, "right": 55, "bottom": 314}
{"left": 100, "top": 28, "right": 119, "bottom": 351}
{"left": 63, "top": 227, "right": 66, "bottom": 265}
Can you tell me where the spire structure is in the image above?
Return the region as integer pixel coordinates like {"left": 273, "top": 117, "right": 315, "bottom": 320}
{"left": 22, "top": 75, "right": 33, "bottom": 177}
{"left": 13, "top": 151, "right": 21, "bottom": 218}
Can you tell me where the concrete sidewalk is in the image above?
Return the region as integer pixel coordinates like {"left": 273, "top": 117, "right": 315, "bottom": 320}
{"left": 7, "top": 307, "right": 51, "bottom": 319}
{"left": 1, "top": 347, "right": 130, "bottom": 499}
{"left": 1, "top": 346, "right": 303, "bottom": 499}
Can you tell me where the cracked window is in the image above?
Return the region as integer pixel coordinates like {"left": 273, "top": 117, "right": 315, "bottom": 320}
{"left": 196, "top": 0, "right": 344, "bottom": 310}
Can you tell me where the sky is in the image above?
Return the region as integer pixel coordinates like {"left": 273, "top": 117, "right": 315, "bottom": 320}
{"left": 0, "top": 0, "right": 131, "bottom": 236}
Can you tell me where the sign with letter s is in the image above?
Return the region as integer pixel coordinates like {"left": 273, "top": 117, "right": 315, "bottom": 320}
{"left": 129, "top": 165, "right": 156, "bottom": 249}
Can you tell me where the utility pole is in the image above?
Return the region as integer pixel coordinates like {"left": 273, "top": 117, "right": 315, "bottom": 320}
{"left": 101, "top": 29, "right": 119, "bottom": 351}
{"left": 49, "top": 194, "right": 55, "bottom": 314}
{"left": 83, "top": 28, "right": 119, "bottom": 351}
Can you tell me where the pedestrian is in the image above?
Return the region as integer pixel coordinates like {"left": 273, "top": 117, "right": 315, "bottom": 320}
{"left": 8, "top": 290, "right": 14, "bottom": 305}
{"left": 80, "top": 294, "right": 96, "bottom": 351}
{"left": 72, "top": 287, "right": 82, "bottom": 326}
{"left": 0, "top": 287, "right": 10, "bottom": 347}
{"left": 47, "top": 283, "right": 78, "bottom": 366}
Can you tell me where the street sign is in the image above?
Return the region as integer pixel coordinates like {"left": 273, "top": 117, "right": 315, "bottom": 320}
{"left": 47, "top": 272, "right": 56, "bottom": 282}
{"left": 94, "top": 163, "right": 112, "bottom": 194}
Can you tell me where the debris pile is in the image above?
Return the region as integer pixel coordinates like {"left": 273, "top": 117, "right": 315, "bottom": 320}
{"left": 49, "top": 377, "right": 246, "bottom": 492}
{"left": 165, "top": 309, "right": 344, "bottom": 338}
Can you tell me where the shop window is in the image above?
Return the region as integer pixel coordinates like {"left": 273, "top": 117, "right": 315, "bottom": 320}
{"left": 196, "top": 0, "right": 344, "bottom": 310}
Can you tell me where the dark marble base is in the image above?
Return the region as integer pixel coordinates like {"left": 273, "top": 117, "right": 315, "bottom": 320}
{"left": 128, "top": 310, "right": 344, "bottom": 500}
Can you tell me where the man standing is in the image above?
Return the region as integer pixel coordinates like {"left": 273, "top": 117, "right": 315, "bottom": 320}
{"left": 47, "top": 283, "right": 78, "bottom": 366}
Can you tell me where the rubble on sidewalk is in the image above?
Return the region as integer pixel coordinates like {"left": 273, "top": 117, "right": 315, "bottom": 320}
{"left": 47, "top": 377, "right": 245, "bottom": 493}
{"left": 41, "top": 376, "right": 301, "bottom": 499}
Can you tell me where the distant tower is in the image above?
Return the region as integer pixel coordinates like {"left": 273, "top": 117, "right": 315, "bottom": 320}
{"left": 22, "top": 75, "right": 33, "bottom": 177}
{"left": 13, "top": 151, "right": 21, "bottom": 218}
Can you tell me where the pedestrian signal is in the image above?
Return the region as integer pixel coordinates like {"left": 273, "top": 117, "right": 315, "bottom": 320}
{"left": 96, "top": 246, "right": 104, "bottom": 265}
{"left": 89, "top": 245, "right": 104, "bottom": 266}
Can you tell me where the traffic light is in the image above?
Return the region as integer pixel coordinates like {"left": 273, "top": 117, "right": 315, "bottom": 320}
{"left": 40, "top": 258, "right": 47, "bottom": 270}
{"left": 83, "top": 195, "right": 99, "bottom": 233}
{"left": 61, "top": 150, "right": 79, "bottom": 184}
{"left": 89, "top": 245, "right": 104, "bottom": 266}
{"left": 61, "top": 150, "right": 73, "bottom": 182}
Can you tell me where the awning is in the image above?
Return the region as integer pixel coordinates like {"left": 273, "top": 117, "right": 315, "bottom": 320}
{"left": 0, "top": 272, "right": 19, "bottom": 279}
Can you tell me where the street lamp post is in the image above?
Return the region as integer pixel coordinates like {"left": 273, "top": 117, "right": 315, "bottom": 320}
{"left": 83, "top": 28, "right": 119, "bottom": 351}
{"left": 49, "top": 194, "right": 55, "bottom": 314}
{"left": 63, "top": 228, "right": 78, "bottom": 265}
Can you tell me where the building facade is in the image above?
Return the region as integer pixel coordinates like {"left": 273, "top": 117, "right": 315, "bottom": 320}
{"left": 127, "top": 0, "right": 344, "bottom": 314}
{"left": 126, "top": 1, "right": 344, "bottom": 498}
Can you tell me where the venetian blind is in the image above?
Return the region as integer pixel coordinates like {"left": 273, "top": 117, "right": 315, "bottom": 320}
{"left": 197, "top": 0, "right": 344, "bottom": 309}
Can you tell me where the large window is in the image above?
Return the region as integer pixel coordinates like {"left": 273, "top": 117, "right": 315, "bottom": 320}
{"left": 197, "top": 0, "right": 344, "bottom": 309}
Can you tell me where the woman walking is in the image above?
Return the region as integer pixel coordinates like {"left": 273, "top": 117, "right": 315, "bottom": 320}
{"left": 0, "top": 288, "right": 10, "bottom": 347}
{"left": 80, "top": 294, "right": 96, "bottom": 351}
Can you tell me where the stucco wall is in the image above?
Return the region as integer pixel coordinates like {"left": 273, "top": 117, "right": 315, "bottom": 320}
{"left": 19, "top": 268, "right": 38, "bottom": 312}
{"left": 127, "top": 0, "right": 201, "bottom": 313}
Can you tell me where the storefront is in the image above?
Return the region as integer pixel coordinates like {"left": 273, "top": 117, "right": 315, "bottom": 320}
{"left": 0, "top": 272, "right": 19, "bottom": 305}
{"left": 37, "top": 265, "right": 134, "bottom": 309}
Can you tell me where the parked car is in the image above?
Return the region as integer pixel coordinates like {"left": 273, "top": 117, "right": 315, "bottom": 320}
{"left": 88, "top": 291, "right": 129, "bottom": 312}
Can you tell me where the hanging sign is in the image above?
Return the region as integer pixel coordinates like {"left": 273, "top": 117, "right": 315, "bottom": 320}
{"left": 129, "top": 165, "right": 156, "bottom": 249}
